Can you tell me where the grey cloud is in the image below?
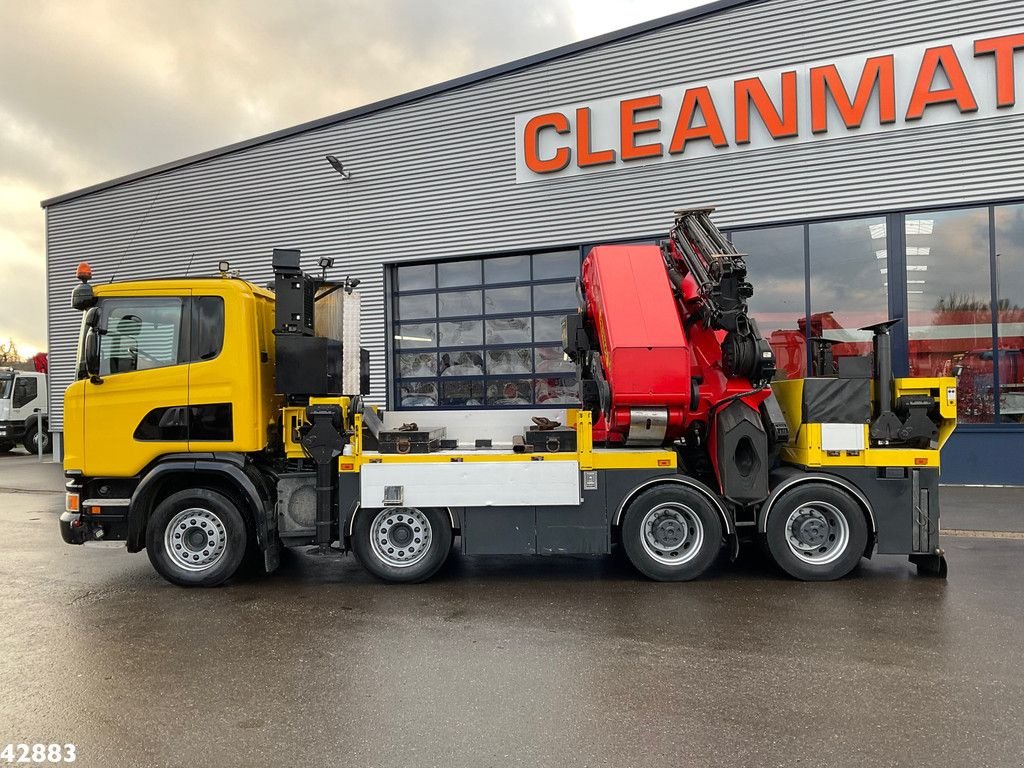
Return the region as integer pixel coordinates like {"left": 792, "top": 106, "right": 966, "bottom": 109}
{"left": 0, "top": 0, "right": 579, "bottom": 351}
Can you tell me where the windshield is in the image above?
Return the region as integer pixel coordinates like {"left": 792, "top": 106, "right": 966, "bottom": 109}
{"left": 0, "top": 378, "right": 11, "bottom": 399}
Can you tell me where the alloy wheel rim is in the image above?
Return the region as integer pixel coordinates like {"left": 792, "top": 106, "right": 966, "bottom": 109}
{"left": 370, "top": 508, "right": 432, "bottom": 568}
{"left": 164, "top": 507, "right": 228, "bottom": 572}
{"left": 784, "top": 501, "right": 850, "bottom": 565}
{"left": 640, "top": 502, "right": 704, "bottom": 566}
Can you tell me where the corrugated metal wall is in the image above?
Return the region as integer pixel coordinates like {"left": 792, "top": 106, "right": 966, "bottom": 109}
{"left": 45, "top": 0, "right": 1022, "bottom": 430}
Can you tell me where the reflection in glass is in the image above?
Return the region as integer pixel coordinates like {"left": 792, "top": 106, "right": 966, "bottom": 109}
{"left": 731, "top": 226, "right": 806, "bottom": 379}
{"left": 438, "top": 260, "right": 481, "bottom": 288}
{"left": 438, "top": 290, "right": 482, "bottom": 318}
{"left": 533, "top": 282, "right": 576, "bottom": 312}
{"left": 397, "top": 264, "right": 434, "bottom": 291}
{"left": 400, "top": 381, "right": 437, "bottom": 407}
{"left": 534, "top": 314, "right": 564, "bottom": 343}
{"left": 533, "top": 250, "right": 579, "bottom": 280}
{"left": 486, "top": 317, "right": 531, "bottom": 344}
{"left": 485, "top": 286, "right": 531, "bottom": 314}
{"left": 439, "top": 350, "right": 484, "bottom": 376}
{"left": 487, "top": 348, "right": 532, "bottom": 374}
{"left": 536, "top": 377, "right": 580, "bottom": 404}
{"left": 485, "top": 255, "right": 530, "bottom": 284}
{"left": 993, "top": 205, "right": 1024, "bottom": 422}
{"left": 395, "top": 323, "right": 436, "bottom": 349}
{"left": 906, "top": 208, "right": 993, "bottom": 423}
{"left": 808, "top": 217, "right": 888, "bottom": 374}
{"left": 397, "top": 293, "right": 435, "bottom": 320}
{"left": 487, "top": 379, "right": 532, "bottom": 405}
{"left": 438, "top": 320, "right": 482, "bottom": 347}
{"left": 441, "top": 379, "right": 484, "bottom": 406}
{"left": 398, "top": 352, "right": 436, "bottom": 378}
{"left": 535, "top": 345, "right": 574, "bottom": 373}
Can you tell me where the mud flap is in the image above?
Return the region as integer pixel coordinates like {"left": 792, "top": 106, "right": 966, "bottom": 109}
{"left": 910, "top": 550, "right": 948, "bottom": 578}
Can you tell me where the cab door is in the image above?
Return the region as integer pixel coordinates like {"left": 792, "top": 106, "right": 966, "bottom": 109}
{"left": 83, "top": 291, "right": 190, "bottom": 477}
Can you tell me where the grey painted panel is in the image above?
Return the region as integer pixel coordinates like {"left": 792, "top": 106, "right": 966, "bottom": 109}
{"left": 46, "top": 0, "right": 1022, "bottom": 429}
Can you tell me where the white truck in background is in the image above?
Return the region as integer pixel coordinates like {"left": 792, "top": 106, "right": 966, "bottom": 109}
{"left": 0, "top": 369, "right": 50, "bottom": 453}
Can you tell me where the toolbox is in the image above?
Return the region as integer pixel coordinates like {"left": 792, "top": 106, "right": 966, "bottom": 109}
{"left": 524, "top": 426, "right": 577, "bottom": 453}
{"left": 378, "top": 426, "right": 447, "bottom": 454}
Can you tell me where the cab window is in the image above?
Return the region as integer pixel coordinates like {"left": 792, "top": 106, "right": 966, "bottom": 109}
{"left": 192, "top": 296, "right": 225, "bottom": 362}
{"left": 12, "top": 377, "right": 37, "bottom": 408}
{"left": 100, "top": 298, "right": 185, "bottom": 376}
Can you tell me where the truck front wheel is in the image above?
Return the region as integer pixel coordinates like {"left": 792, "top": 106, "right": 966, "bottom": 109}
{"left": 146, "top": 489, "right": 248, "bottom": 587}
{"left": 23, "top": 426, "right": 51, "bottom": 454}
{"left": 621, "top": 485, "right": 724, "bottom": 581}
{"left": 352, "top": 507, "right": 452, "bottom": 583}
{"left": 764, "top": 483, "right": 868, "bottom": 581}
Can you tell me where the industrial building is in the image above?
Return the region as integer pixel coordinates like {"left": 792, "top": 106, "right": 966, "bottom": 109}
{"left": 43, "top": 0, "right": 1024, "bottom": 483}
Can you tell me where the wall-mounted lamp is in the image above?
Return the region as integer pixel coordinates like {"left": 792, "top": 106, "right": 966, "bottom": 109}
{"left": 325, "top": 155, "right": 352, "bottom": 180}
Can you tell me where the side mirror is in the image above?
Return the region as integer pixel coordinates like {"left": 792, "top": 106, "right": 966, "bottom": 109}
{"left": 83, "top": 307, "right": 104, "bottom": 382}
{"left": 84, "top": 329, "right": 101, "bottom": 381}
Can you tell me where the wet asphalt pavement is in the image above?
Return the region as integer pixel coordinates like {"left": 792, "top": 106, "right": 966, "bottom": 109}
{"left": 1, "top": 454, "right": 1023, "bottom": 767}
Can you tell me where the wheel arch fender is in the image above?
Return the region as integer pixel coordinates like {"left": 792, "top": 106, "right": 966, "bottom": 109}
{"left": 128, "top": 455, "right": 271, "bottom": 553}
{"left": 612, "top": 476, "right": 734, "bottom": 536}
{"left": 758, "top": 471, "right": 876, "bottom": 553}
{"left": 346, "top": 505, "right": 458, "bottom": 539}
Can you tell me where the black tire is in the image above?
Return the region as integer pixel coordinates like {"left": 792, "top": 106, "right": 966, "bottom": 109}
{"left": 352, "top": 507, "right": 452, "bottom": 583}
{"left": 146, "top": 489, "right": 248, "bottom": 587}
{"left": 764, "top": 483, "right": 868, "bottom": 581}
{"left": 22, "top": 426, "right": 52, "bottom": 454}
{"left": 621, "top": 485, "right": 724, "bottom": 581}
{"left": 0, "top": 441, "right": 14, "bottom": 453}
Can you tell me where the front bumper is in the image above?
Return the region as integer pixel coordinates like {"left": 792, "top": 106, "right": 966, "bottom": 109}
{"left": 59, "top": 511, "right": 88, "bottom": 545}
{"left": 0, "top": 420, "right": 25, "bottom": 441}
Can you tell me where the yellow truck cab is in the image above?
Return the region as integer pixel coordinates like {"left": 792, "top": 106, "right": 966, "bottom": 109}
{"left": 59, "top": 239, "right": 955, "bottom": 588}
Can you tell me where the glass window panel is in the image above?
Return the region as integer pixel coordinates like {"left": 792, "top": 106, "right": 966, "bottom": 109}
{"left": 394, "top": 323, "right": 436, "bottom": 349}
{"left": 995, "top": 204, "right": 1024, "bottom": 423}
{"left": 438, "top": 320, "right": 483, "bottom": 347}
{"left": 397, "top": 263, "right": 434, "bottom": 291}
{"left": 485, "top": 254, "right": 530, "bottom": 284}
{"left": 397, "top": 352, "right": 436, "bottom": 378}
{"left": 534, "top": 314, "right": 564, "bottom": 343}
{"left": 399, "top": 381, "right": 437, "bottom": 407}
{"left": 438, "top": 260, "right": 481, "bottom": 288}
{"left": 485, "top": 286, "right": 531, "bottom": 314}
{"left": 732, "top": 225, "right": 807, "bottom": 379}
{"left": 439, "top": 350, "right": 484, "bottom": 376}
{"left": 535, "top": 345, "right": 574, "bottom": 373}
{"left": 906, "top": 208, "right": 993, "bottom": 423}
{"left": 808, "top": 217, "right": 888, "bottom": 376}
{"left": 487, "top": 379, "right": 533, "bottom": 405}
{"left": 486, "top": 316, "right": 531, "bottom": 344}
{"left": 533, "top": 282, "right": 576, "bottom": 312}
{"left": 535, "top": 376, "right": 580, "bottom": 405}
{"left": 100, "top": 297, "right": 184, "bottom": 375}
{"left": 487, "top": 348, "right": 532, "bottom": 374}
{"left": 533, "top": 250, "right": 580, "bottom": 280}
{"left": 397, "top": 293, "right": 435, "bottom": 320}
{"left": 441, "top": 379, "right": 484, "bottom": 406}
{"left": 438, "top": 290, "right": 481, "bottom": 318}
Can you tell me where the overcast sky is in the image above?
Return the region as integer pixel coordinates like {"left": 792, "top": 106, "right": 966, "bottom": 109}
{"left": 0, "top": 0, "right": 701, "bottom": 358}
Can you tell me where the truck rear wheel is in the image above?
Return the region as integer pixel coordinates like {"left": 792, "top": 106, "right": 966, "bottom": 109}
{"left": 764, "top": 483, "right": 868, "bottom": 581}
{"left": 146, "top": 489, "right": 248, "bottom": 587}
{"left": 621, "top": 485, "right": 723, "bottom": 581}
{"left": 352, "top": 507, "right": 452, "bottom": 583}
